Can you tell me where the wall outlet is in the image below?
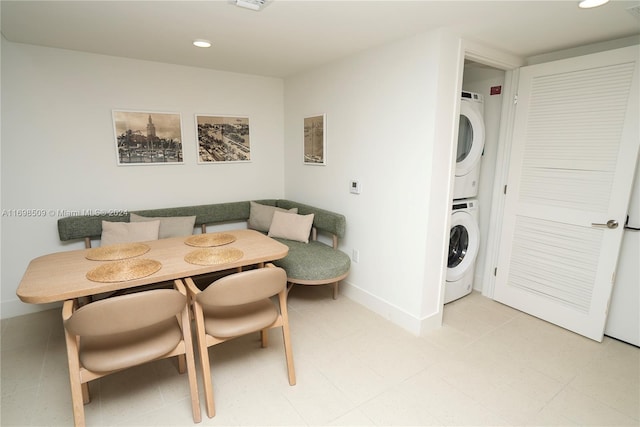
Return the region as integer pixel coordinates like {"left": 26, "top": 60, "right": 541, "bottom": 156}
{"left": 352, "top": 249, "right": 359, "bottom": 263}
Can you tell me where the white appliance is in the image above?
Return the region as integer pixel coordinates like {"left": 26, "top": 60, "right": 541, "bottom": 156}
{"left": 453, "top": 91, "right": 485, "bottom": 200}
{"left": 445, "top": 199, "right": 479, "bottom": 304}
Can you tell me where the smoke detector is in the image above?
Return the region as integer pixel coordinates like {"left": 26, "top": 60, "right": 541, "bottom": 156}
{"left": 235, "top": 0, "right": 268, "bottom": 11}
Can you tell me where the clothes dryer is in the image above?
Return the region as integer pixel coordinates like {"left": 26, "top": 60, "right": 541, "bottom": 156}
{"left": 445, "top": 198, "right": 479, "bottom": 304}
{"left": 453, "top": 91, "right": 485, "bottom": 200}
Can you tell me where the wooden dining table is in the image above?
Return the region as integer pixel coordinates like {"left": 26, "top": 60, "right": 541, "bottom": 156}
{"left": 17, "top": 229, "right": 289, "bottom": 304}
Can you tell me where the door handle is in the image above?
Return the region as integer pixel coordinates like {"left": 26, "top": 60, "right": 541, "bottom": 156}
{"left": 591, "top": 220, "right": 619, "bottom": 229}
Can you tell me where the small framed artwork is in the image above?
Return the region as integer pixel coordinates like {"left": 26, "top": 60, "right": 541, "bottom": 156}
{"left": 196, "top": 115, "right": 251, "bottom": 163}
{"left": 303, "top": 114, "right": 326, "bottom": 165}
{"left": 112, "top": 110, "right": 184, "bottom": 165}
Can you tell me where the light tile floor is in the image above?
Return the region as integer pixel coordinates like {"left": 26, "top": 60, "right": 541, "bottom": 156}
{"left": 1, "top": 288, "right": 639, "bottom": 426}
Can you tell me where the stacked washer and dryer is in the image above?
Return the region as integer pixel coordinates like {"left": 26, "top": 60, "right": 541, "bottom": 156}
{"left": 445, "top": 91, "right": 485, "bottom": 304}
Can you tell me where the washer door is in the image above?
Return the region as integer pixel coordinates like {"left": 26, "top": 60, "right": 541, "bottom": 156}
{"left": 447, "top": 210, "right": 480, "bottom": 282}
{"left": 456, "top": 100, "right": 485, "bottom": 177}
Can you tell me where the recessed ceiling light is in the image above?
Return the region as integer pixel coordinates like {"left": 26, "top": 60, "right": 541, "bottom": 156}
{"left": 578, "top": 0, "right": 609, "bottom": 8}
{"left": 193, "top": 39, "right": 212, "bottom": 48}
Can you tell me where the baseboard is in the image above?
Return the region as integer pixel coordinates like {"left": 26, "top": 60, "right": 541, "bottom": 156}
{"left": 340, "top": 280, "right": 442, "bottom": 336}
{"left": 419, "top": 308, "right": 443, "bottom": 336}
{"left": 1, "top": 299, "right": 62, "bottom": 319}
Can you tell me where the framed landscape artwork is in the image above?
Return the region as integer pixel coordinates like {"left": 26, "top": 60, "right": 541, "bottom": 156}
{"left": 196, "top": 115, "right": 251, "bottom": 163}
{"left": 303, "top": 114, "right": 326, "bottom": 165}
{"left": 112, "top": 110, "right": 184, "bottom": 165}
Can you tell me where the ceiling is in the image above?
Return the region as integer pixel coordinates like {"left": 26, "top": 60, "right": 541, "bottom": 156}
{"left": 2, "top": 1, "right": 639, "bottom": 78}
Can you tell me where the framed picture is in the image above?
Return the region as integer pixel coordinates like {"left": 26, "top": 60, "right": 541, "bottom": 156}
{"left": 304, "top": 114, "right": 326, "bottom": 165}
{"left": 196, "top": 115, "right": 251, "bottom": 163}
{"left": 112, "top": 110, "right": 184, "bottom": 165}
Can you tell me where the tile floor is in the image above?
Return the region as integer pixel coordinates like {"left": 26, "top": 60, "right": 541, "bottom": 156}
{"left": 1, "top": 288, "right": 639, "bottom": 426}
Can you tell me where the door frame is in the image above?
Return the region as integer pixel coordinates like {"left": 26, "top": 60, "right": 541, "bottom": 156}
{"left": 457, "top": 40, "right": 522, "bottom": 300}
{"left": 478, "top": 69, "right": 520, "bottom": 299}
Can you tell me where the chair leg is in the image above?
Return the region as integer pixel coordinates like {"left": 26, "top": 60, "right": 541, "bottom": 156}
{"left": 333, "top": 281, "right": 339, "bottom": 300}
{"left": 81, "top": 383, "right": 91, "bottom": 404}
{"left": 193, "top": 302, "right": 216, "bottom": 418}
{"left": 63, "top": 301, "right": 87, "bottom": 427}
{"left": 64, "top": 330, "right": 87, "bottom": 427}
{"left": 261, "top": 329, "right": 269, "bottom": 348}
{"left": 179, "top": 304, "right": 201, "bottom": 423}
{"left": 281, "top": 326, "right": 296, "bottom": 386}
{"left": 177, "top": 354, "right": 186, "bottom": 374}
{"left": 278, "top": 292, "right": 296, "bottom": 386}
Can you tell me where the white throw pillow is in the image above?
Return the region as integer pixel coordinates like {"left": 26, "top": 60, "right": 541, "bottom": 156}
{"left": 248, "top": 201, "right": 298, "bottom": 232}
{"left": 100, "top": 220, "right": 160, "bottom": 246}
{"left": 268, "top": 211, "right": 314, "bottom": 243}
{"left": 129, "top": 213, "right": 196, "bottom": 239}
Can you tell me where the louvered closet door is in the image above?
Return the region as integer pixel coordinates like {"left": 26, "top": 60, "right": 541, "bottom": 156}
{"left": 494, "top": 45, "right": 639, "bottom": 341}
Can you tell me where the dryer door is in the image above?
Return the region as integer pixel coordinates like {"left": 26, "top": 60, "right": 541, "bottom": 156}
{"left": 447, "top": 210, "right": 480, "bottom": 282}
{"left": 456, "top": 100, "right": 485, "bottom": 176}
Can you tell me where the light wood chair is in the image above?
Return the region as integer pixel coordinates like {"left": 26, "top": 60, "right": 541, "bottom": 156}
{"left": 62, "top": 280, "right": 201, "bottom": 426}
{"left": 184, "top": 264, "right": 296, "bottom": 418}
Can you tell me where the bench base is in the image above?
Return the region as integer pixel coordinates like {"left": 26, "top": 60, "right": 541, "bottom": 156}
{"left": 285, "top": 270, "right": 349, "bottom": 300}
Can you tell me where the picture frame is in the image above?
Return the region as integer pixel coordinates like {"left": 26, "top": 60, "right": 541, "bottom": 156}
{"left": 112, "top": 110, "right": 184, "bottom": 165}
{"left": 303, "top": 114, "right": 326, "bottom": 165}
{"left": 195, "top": 115, "right": 251, "bottom": 163}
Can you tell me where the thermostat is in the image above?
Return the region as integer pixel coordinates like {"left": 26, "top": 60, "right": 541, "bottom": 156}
{"left": 350, "top": 180, "right": 361, "bottom": 194}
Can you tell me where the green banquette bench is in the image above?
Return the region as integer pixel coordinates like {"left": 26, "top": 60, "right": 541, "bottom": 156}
{"left": 57, "top": 199, "right": 351, "bottom": 299}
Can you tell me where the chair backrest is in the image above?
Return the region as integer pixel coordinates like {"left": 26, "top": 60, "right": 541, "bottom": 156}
{"left": 196, "top": 267, "right": 286, "bottom": 307}
{"left": 65, "top": 289, "right": 186, "bottom": 336}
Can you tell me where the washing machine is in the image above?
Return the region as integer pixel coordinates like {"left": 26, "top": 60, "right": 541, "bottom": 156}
{"left": 453, "top": 91, "right": 485, "bottom": 200}
{"left": 445, "top": 198, "right": 479, "bottom": 304}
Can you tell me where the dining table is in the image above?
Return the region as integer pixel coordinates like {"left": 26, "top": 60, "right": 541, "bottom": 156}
{"left": 17, "top": 229, "right": 289, "bottom": 304}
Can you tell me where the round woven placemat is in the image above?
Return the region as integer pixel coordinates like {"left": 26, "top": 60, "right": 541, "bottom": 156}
{"left": 185, "top": 233, "right": 236, "bottom": 247}
{"left": 86, "top": 258, "right": 162, "bottom": 283}
{"left": 184, "top": 247, "right": 244, "bottom": 266}
{"left": 85, "top": 243, "right": 150, "bottom": 261}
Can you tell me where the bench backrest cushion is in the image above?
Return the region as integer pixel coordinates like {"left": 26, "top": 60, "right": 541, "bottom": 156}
{"left": 58, "top": 214, "right": 129, "bottom": 242}
{"left": 57, "top": 200, "right": 277, "bottom": 242}
{"left": 57, "top": 199, "right": 346, "bottom": 242}
{"left": 133, "top": 200, "right": 276, "bottom": 228}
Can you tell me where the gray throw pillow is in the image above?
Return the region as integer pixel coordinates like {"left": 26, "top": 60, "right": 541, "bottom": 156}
{"left": 248, "top": 201, "right": 298, "bottom": 232}
{"left": 129, "top": 213, "right": 196, "bottom": 239}
{"left": 100, "top": 220, "right": 160, "bottom": 246}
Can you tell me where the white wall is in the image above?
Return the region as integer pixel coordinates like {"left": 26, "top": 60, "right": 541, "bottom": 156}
{"left": 283, "top": 30, "right": 462, "bottom": 333}
{"left": 1, "top": 39, "right": 285, "bottom": 317}
{"left": 605, "top": 160, "right": 639, "bottom": 345}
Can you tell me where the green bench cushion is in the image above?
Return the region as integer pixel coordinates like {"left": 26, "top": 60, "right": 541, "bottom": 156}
{"left": 57, "top": 200, "right": 279, "bottom": 241}
{"left": 134, "top": 199, "right": 278, "bottom": 227}
{"left": 272, "top": 239, "right": 351, "bottom": 282}
{"left": 58, "top": 214, "right": 129, "bottom": 241}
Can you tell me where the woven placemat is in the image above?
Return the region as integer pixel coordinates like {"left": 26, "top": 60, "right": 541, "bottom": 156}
{"left": 86, "top": 258, "right": 162, "bottom": 283}
{"left": 184, "top": 247, "right": 244, "bottom": 266}
{"left": 85, "top": 243, "right": 150, "bottom": 261}
{"left": 185, "top": 233, "right": 236, "bottom": 247}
